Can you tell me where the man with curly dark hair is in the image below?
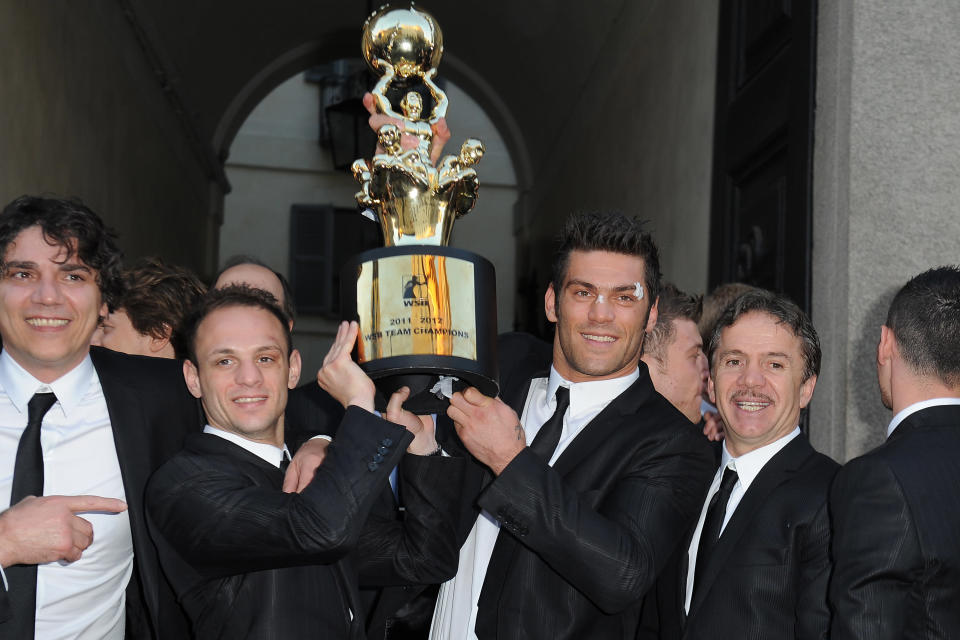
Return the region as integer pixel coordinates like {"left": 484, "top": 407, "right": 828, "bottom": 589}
{"left": 0, "top": 195, "right": 204, "bottom": 638}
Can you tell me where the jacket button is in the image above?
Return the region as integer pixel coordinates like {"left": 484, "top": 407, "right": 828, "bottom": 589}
{"left": 381, "top": 438, "right": 394, "bottom": 447}
{"left": 368, "top": 461, "right": 379, "bottom": 471}
{"left": 378, "top": 445, "right": 389, "bottom": 455}
{"left": 373, "top": 453, "right": 384, "bottom": 463}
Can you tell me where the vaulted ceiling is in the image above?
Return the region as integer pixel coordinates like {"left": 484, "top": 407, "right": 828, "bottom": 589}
{"left": 124, "top": 0, "right": 636, "bottom": 188}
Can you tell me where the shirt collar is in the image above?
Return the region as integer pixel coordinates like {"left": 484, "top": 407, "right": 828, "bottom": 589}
{"left": 887, "top": 397, "right": 960, "bottom": 437}
{"left": 720, "top": 427, "right": 801, "bottom": 492}
{"left": 546, "top": 366, "right": 639, "bottom": 420}
{"left": 0, "top": 349, "right": 96, "bottom": 417}
{"left": 203, "top": 425, "right": 290, "bottom": 468}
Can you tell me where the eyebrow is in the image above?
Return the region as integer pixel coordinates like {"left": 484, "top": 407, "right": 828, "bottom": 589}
{"left": 566, "top": 279, "right": 639, "bottom": 293}
{"left": 208, "top": 344, "right": 283, "bottom": 356}
{"left": 718, "top": 349, "right": 793, "bottom": 360}
{"left": 3, "top": 260, "right": 93, "bottom": 273}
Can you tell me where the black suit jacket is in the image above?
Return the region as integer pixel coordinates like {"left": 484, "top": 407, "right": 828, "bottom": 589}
{"left": 830, "top": 404, "right": 960, "bottom": 640}
{"left": 0, "top": 347, "right": 202, "bottom": 637}
{"left": 437, "top": 333, "right": 715, "bottom": 640}
{"left": 146, "top": 407, "right": 464, "bottom": 639}
{"left": 647, "top": 433, "right": 838, "bottom": 640}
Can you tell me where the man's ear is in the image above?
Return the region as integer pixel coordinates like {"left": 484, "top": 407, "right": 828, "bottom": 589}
{"left": 645, "top": 296, "right": 660, "bottom": 334}
{"left": 878, "top": 325, "right": 894, "bottom": 366}
{"left": 799, "top": 374, "right": 818, "bottom": 409}
{"left": 148, "top": 324, "right": 172, "bottom": 354}
{"left": 183, "top": 359, "right": 202, "bottom": 399}
{"left": 544, "top": 283, "right": 558, "bottom": 323}
{"left": 707, "top": 374, "right": 716, "bottom": 404}
{"left": 288, "top": 349, "right": 302, "bottom": 390}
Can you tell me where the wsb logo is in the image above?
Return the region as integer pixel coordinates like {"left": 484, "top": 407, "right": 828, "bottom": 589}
{"left": 402, "top": 275, "right": 430, "bottom": 307}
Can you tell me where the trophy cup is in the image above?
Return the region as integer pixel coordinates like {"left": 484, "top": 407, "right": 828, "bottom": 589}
{"left": 341, "top": 4, "right": 498, "bottom": 412}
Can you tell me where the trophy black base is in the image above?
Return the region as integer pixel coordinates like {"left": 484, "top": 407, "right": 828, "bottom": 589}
{"left": 341, "top": 245, "right": 499, "bottom": 414}
{"left": 362, "top": 355, "right": 498, "bottom": 414}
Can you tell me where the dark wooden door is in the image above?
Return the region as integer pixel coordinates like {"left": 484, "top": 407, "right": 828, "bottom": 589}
{"left": 709, "top": 0, "right": 817, "bottom": 312}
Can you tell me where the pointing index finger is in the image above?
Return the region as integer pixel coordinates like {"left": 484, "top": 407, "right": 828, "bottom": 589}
{"left": 65, "top": 495, "right": 127, "bottom": 514}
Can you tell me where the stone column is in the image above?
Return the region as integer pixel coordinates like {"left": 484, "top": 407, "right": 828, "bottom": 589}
{"left": 811, "top": 0, "right": 960, "bottom": 461}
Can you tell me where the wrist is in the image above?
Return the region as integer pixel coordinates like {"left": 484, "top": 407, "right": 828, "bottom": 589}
{"left": 408, "top": 439, "right": 441, "bottom": 457}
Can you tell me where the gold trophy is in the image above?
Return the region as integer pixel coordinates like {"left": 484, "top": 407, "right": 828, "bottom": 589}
{"left": 342, "top": 4, "right": 498, "bottom": 412}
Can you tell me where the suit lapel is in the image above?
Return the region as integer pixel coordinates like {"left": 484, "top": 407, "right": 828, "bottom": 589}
{"left": 91, "top": 351, "right": 162, "bottom": 629}
{"left": 688, "top": 435, "right": 814, "bottom": 617}
{"left": 552, "top": 365, "right": 654, "bottom": 477}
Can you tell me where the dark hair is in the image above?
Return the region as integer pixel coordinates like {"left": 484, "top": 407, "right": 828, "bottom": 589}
{"left": 644, "top": 282, "right": 702, "bottom": 362}
{"left": 708, "top": 289, "right": 821, "bottom": 382}
{"left": 118, "top": 258, "right": 207, "bottom": 359}
{"left": 698, "top": 282, "right": 759, "bottom": 347}
{"left": 0, "top": 195, "right": 124, "bottom": 311}
{"left": 886, "top": 265, "right": 960, "bottom": 386}
{"left": 182, "top": 284, "right": 292, "bottom": 365}
{"left": 214, "top": 254, "right": 295, "bottom": 322}
{"left": 551, "top": 211, "right": 662, "bottom": 305}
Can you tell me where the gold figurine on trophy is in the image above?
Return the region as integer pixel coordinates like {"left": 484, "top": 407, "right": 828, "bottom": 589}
{"left": 351, "top": 4, "right": 484, "bottom": 246}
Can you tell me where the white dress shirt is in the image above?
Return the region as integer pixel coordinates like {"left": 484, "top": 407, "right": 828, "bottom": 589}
{"left": 0, "top": 350, "right": 130, "bottom": 639}
{"left": 430, "top": 366, "right": 639, "bottom": 640}
{"left": 202, "top": 424, "right": 290, "bottom": 467}
{"left": 886, "top": 397, "right": 960, "bottom": 438}
{"left": 683, "top": 427, "right": 800, "bottom": 613}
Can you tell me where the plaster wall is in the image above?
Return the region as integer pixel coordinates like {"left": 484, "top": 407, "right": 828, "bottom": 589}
{"left": 0, "top": 2, "right": 213, "bottom": 272}
{"left": 813, "top": 0, "right": 960, "bottom": 460}
{"left": 523, "top": 0, "right": 719, "bottom": 299}
{"left": 223, "top": 74, "right": 519, "bottom": 377}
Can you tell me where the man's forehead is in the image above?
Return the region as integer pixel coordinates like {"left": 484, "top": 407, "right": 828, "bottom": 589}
{"left": 719, "top": 312, "right": 800, "bottom": 352}
{"left": 196, "top": 305, "right": 287, "bottom": 348}
{"left": 564, "top": 251, "right": 646, "bottom": 287}
{"left": 3, "top": 228, "right": 83, "bottom": 264}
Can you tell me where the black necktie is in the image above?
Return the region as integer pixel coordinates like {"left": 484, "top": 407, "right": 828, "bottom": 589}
{"left": 6, "top": 392, "right": 58, "bottom": 637}
{"left": 529, "top": 386, "right": 570, "bottom": 462}
{"left": 693, "top": 465, "right": 739, "bottom": 599}
{"left": 279, "top": 450, "right": 291, "bottom": 475}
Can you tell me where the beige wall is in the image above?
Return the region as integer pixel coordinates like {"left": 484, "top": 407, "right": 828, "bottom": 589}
{"left": 223, "top": 74, "right": 519, "bottom": 376}
{"left": 0, "top": 2, "right": 215, "bottom": 273}
{"left": 521, "top": 0, "right": 719, "bottom": 302}
{"left": 812, "top": 0, "right": 960, "bottom": 461}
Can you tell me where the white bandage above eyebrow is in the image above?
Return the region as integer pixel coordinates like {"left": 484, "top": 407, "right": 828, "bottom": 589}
{"left": 634, "top": 283, "right": 644, "bottom": 299}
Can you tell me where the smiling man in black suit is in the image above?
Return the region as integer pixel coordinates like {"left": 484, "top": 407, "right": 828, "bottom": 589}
{"left": 146, "top": 287, "right": 463, "bottom": 638}
{"left": 0, "top": 195, "right": 203, "bottom": 638}
{"left": 429, "top": 212, "right": 715, "bottom": 640}
{"left": 830, "top": 266, "right": 960, "bottom": 639}
{"left": 652, "top": 290, "right": 838, "bottom": 639}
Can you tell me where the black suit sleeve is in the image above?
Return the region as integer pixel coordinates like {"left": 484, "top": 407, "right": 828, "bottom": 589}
{"left": 356, "top": 454, "right": 466, "bottom": 587}
{"left": 147, "top": 407, "right": 412, "bottom": 579}
{"left": 829, "top": 455, "right": 919, "bottom": 640}
{"left": 476, "top": 430, "right": 714, "bottom": 614}
{"left": 797, "top": 497, "right": 832, "bottom": 639}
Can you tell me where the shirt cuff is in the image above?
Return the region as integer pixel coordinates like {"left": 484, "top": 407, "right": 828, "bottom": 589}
{"left": 309, "top": 434, "right": 333, "bottom": 442}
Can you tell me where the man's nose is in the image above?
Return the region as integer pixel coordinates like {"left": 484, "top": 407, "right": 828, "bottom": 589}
{"left": 235, "top": 359, "right": 263, "bottom": 386}
{"left": 587, "top": 294, "right": 615, "bottom": 323}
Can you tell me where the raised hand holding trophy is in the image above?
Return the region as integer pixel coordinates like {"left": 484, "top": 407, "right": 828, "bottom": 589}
{"left": 342, "top": 4, "right": 498, "bottom": 412}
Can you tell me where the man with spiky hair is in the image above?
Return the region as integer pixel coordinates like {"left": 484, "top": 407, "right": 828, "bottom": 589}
{"left": 830, "top": 266, "right": 960, "bottom": 639}
{"left": 430, "top": 211, "right": 714, "bottom": 640}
